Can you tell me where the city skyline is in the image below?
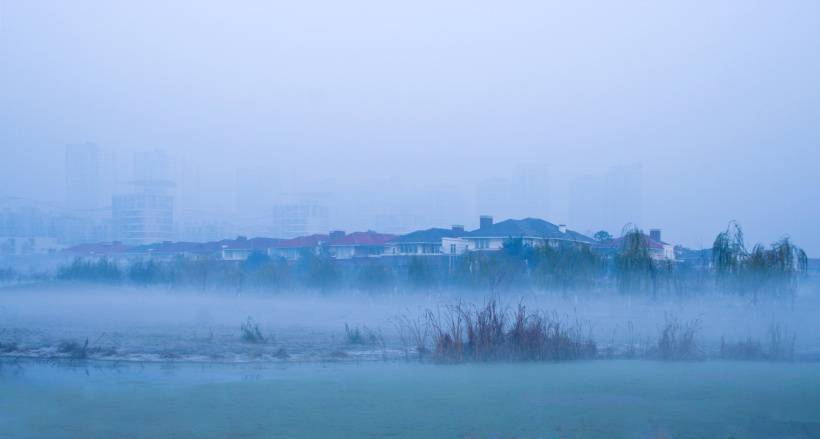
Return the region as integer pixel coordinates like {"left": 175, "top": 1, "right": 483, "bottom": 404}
{"left": 3, "top": 1, "right": 819, "bottom": 253}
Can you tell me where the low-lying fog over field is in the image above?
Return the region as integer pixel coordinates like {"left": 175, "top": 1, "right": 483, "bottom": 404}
{"left": 4, "top": 0, "right": 820, "bottom": 436}
{"left": 2, "top": 283, "right": 819, "bottom": 363}
{"left": 3, "top": 283, "right": 820, "bottom": 438}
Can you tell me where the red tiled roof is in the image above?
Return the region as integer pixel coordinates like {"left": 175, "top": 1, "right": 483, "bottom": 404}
{"left": 222, "top": 237, "right": 282, "bottom": 250}
{"left": 137, "top": 241, "right": 222, "bottom": 253}
{"left": 273, "top": 234, "right": 329, "bottom": 249}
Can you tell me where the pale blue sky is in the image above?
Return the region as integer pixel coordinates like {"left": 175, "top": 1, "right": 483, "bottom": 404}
{"left": 1, "top": 1, "right": 819, "bottom": 252}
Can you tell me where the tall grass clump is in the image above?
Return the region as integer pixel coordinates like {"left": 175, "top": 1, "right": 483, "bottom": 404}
{"left": 719, "top": 324, "right": 797, "bottom": 361}
{"left": 720, "top": 337, "right": 765, "bottom": 360}
{"left": 655, "top": 314, "right": 700, "bottom": 361}
{"left": 240, "top": 317, "right": 266, "bottom": 343}
{"left": 0, "top": 329, "right": 18, "bottom": 353}
{"left": 767, "top": 323, "right": 796, "bottom": 361}
{"left": 393, "top": 312, "right": 429, "bottom": 359}
{"left": 344, "top": 323, "right": 383, "bottom": 346}
{"left": 57, "top": 338, "right": 89, "bottom": 359}
{"left": 421, "top": 299, "right": 596, "bottom": 363}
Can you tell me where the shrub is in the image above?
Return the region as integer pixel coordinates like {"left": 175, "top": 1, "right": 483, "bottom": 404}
{"left": 767, "top": 323, "right": 796, "bottom": 361}
{"left": 422, "top": 299, "right": 596, "bottom": 363}
{"left": 57, "top": 338, "right": 89, "bottom": 359}
{"left": 240, "top": 317, "right": 266, "bottom": 343}
{"left": 720, "top": 337, "right": 764, "bottom": 360}
{"left": 344, "top": 323, "right": 382, "bottom": 346}
{"left": 656, "top": 315, "right": 700, "bottom": 361}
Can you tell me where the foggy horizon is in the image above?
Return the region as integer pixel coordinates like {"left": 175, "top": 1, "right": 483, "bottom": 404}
{"left": 3, "top": 3, "right": 820, "bottom": 438}
{"left": 2, "top": 1, "right": 819, "bottom": 254}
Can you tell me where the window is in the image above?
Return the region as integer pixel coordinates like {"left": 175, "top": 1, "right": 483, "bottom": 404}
{"left": 450, "top": 244, "right": 456, "bottom": 254}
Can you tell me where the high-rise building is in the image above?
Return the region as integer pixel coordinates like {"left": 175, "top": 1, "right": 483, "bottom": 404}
{"left": 510, "top": 163, "right": 550, "bottom": 219}
{"left": 112, "top": 150, "right": 174, "bottom": 245}
{"left": 272, "top": 193, "right": 330, "bottom": 238}
{"left": 132, "top": 149, "right": 170, "bottom": 183}
{"left": 64, "top": 142, "right": 101, "bottom": 212}
{"left": 569, "top": 174, "right": 605, "bottom": 234}
{"left": 112, "top": 189, "right": 174, "bottom": 245}
{"left": 568, "top": 164, "right": 643, "bottom": 236}
{"left": 473, "top": 164, "right": 550, "bottom": 224}
{"left": 604, "top": 163, "right": 642, "bottom": 234}
{"left": 474, "top": 177, "right": 514, "bottom": 221}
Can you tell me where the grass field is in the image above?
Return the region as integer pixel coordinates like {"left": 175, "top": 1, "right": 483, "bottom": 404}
{"left": 1, "top": 359, "right": 819, "bottom": 438}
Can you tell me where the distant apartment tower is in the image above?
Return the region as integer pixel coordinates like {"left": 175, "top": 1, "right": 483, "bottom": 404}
{"left": 64, "top": 142, "right": 100, "bottom": 212}
{"left": 112, "top": 189, "right": 174, "bottom": 245}
{"left": 112, "top": 150, "right": 174, "bottom": 245}
{"left": 272, "top": 193, "right": 330, "bottom": 238}
{"left": 473, "top": 164, "right": 549, "bottom": 223}
{"left": 510, "top": 163, "right": 550, "bottom": 219}
{"left": 604, "top": 163, "right": 642, "bottom": 234}
{"left": 569, "top": 164, "right": 643, "bottom": 236}
{"left": 132, "top": 149, "right": 170, "bottom": 182}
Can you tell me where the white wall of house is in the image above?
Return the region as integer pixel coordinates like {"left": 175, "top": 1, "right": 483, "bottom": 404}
{"left": 442, "top": 237, "right": 469, "bottom": 255}
{"left": 386, "top": 242, "right": 443, "bottom": 256}
{"left": 0, "top": 236, "right": 63, "bottom": 255}
{"left": 329, "top": 245, "right": 356, "bottom": 260}
{"left": 462, "top": 237, "right": 506, "bottom": 251}
{"left": 221, "top": 248, "right": 251, "bottom": 261}
{"left": 268, "top": 247, "right": 305, "bottom": 260}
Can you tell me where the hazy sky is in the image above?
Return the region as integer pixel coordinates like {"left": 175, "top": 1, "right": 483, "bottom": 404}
{"left": 1, "top": 1, "right": 819, "bottom": 253}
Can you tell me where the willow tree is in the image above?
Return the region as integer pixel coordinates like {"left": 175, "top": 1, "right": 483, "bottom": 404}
{"left": 614, "top": 226, "right": 657, "bottom": 295}
{"left": 712, "top": 221, "right": 746, "bottom": 293}
{"left": 532, "top": 242, "right": 604, "bottom": 293}
{"left": 745, "top": 238, "right": 807, "bottom": 300}
{"left": 712, "top": 221, "right": 808, "bottom": 300}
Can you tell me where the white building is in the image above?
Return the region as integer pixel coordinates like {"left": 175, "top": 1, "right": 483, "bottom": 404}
{"left": 64, "top": 142, "right": 101, "bottom": 213}
{"left": 272, "top": 193, "right": 331, "bottom": 238}
{"left": 444, "top": 217, "right": 594, "bottom": 255}
{"left": 112, "top": 190, "right": 174, "bottom": 245}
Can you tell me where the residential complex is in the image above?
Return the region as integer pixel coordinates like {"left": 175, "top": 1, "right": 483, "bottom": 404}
{"left": 63, "top": 215, "right": 678, "bottom": 263}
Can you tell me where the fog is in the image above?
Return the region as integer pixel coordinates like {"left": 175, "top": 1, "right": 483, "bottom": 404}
{"left": 3, "top": 2, "right": 820, "bottom": 436}
{"left": 2, "top": 284, "right": 819, "bottom": 363}
{"left": 2, "top": 1, "right": 820, "bottom": 251}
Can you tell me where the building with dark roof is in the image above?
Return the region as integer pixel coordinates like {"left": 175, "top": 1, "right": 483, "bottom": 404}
{"left": 326, "top": 231, "right": 397, "bottom": 259}
{"left": 592, "top": 229, "right": 676, "bottom": 261}
{"left": 442, "top": 216, "right": 594, "bottom": 254}
{"left": 385, "top": 226, "right": 466, "bottom": 256}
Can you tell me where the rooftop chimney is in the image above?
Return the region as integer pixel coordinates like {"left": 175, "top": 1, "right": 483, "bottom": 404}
{"left": 479, "top": 215, "right": 493, "bottom": 230}
{"left": 558, "top": 224, "right": 567, "bottom": 234}
{"left": 451, "top": 225, "right": 464, "bottom": 233}
{"left": 329, "top": 230, "right": 346, "bottom": 240}
{"left": 649, "top": 229, "right": 661, "bottom": 242}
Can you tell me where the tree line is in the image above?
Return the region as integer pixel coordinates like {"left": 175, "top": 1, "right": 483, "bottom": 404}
{"left": 51, "top": 223, "right": 809, "bottom": 298}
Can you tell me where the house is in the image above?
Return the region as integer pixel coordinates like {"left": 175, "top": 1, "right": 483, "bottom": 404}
{"left": 220, "top": 237, "right": 281, "bottom": 261}
{"left": 267, "top": 234, "right": 329, "bottom": 260}
{"left": 593, "top": 228, "right": 676, "bottom": 262}
{"left": 133, "top": 240, "right": 223, "bottom": 261}
{"left": 445, "top": 216, "right": 595, "bottom": 254}
{"left": 386, "top": 225, "right": 466, "bottom": 256}
{"left": 326, "top": 231, "right": 396, "bottom": 259}
{"left": 2, "top": 236, "right": 64, "bottom": 255}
